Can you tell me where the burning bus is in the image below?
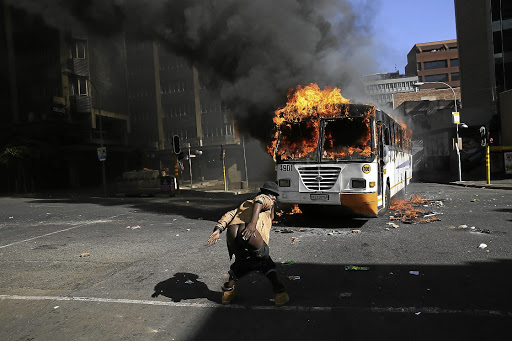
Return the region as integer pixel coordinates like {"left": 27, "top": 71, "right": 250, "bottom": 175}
{"left": 268, "top": 84, "right": 412, "bottom": 216}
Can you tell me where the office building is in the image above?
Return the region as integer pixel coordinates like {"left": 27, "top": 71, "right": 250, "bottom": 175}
{"left": 454, "top": 0, "right": 512, "bottom": 174}
{"left": 405, "top": 39, "right": 460, "bottom": 90}
{"left": 362, "top": 71, "right": 418, "bottom": 109}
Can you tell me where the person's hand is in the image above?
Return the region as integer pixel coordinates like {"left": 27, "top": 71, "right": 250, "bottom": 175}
{"left": 241, "top": 222, "right": 257, "bottom": 241}
{"left": 208, "top": 229, "right": 220, "bottom": 245}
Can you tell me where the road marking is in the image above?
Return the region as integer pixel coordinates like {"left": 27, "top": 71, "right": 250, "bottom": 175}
{"left": 0, "top": 294, "right": 510, "bottom": 316}
{"left": 0, "top": 217, "right": 119, "bottom": 249}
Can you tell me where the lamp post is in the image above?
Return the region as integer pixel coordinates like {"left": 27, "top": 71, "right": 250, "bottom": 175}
{"left": 87, "top": 80, "right": 107, "bottom": 196}
{"left": 414, "top": 81, "right": 466, "bottom": 182}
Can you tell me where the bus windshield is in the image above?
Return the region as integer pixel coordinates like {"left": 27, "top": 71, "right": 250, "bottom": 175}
{"left": 275, "top": 120, "right": 319, "bottom": 162}
{"left": 321, "top": 117, "right": 374, "bottom": 161}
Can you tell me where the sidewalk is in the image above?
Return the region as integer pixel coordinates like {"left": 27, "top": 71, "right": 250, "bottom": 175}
{"left": 449, "top": 178, "right": 512, "bottom": 190}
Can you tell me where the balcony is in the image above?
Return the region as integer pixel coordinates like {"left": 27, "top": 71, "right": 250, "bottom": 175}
{"left": 67, "top": 58, "right": 90, "bottom": 77}
{"left": 70, "top": 95, "right": 91, "bottom": 113}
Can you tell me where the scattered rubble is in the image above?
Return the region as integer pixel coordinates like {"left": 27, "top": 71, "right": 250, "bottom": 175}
{"left": 389, "top": 195, "right": 443, "bottom": 224}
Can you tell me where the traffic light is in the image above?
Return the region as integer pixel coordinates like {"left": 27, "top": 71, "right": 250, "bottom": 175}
{"left": 173, "top": 135, "right": 181, "bottom": 155}
{"left": 479, "top": 126, "right": 487, "bottom": 147}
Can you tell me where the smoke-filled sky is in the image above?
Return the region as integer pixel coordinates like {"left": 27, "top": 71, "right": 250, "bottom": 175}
{"left": 7, "top": 0, "right": 384, "bottom": 138}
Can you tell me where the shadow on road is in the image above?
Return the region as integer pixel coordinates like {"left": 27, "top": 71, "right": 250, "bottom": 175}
{"left": 174, "top": 260, "right": 512, "bottom": 340}
{"left": 151, "top": 272, "right": 220, "bottom": 304}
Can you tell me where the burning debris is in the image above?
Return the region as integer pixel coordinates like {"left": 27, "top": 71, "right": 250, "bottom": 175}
{"left": 268, "top": 84, "right": 376, "bottom": 161}
{"left": 389, "top": 195, "right": 443, "bottom": 224}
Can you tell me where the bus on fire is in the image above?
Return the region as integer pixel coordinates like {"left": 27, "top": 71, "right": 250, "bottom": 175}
{"left": 269, "top": 84, "right": 412, "bottom": 217}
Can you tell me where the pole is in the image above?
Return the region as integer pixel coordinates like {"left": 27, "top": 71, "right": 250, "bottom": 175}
{"left": 89, "top": 80, "right": 107, "bottom": 197}
{"left": 222, "top": 147, "right": 227, "bottom": 192}
{"left": 242, "top": 136, "right": 249, "bottom": 189}
{"left": 174, "top": 154, "right": 180, "bottom": 194}
{"left": 188, "top": 145, "right": 192, "bottom": 189}
{"left": 486, "top": 145, "right": 491, "bottom": 184}
{"left": 456, "top": 123, "right": 462, "bottom": 182}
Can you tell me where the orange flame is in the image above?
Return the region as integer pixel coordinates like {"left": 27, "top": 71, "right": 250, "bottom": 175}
{"left": 289, "top": 204, "right": 302, "bottom": 215}
{"left": 268, "top": 83, "right": 377, "bottom": 161}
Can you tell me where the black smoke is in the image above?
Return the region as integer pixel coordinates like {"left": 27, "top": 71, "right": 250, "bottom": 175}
{"left": 6, "top": 0, "right": 378, "bottom": 141}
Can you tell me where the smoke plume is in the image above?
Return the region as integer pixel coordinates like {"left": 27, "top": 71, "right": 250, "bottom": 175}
{"left": 6, "top": 0, "right": 379, "bottom": 141}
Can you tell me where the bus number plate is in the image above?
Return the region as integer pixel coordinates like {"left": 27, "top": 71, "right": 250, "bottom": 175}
{"left": 311, "top": 194, "right": 329, "bottom": 201}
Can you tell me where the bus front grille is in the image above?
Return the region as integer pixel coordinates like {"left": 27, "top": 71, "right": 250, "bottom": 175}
{"left": 298, "top": 166, "right": 341, "bottom": 191}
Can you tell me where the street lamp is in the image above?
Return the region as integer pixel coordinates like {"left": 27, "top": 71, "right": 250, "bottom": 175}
{"left": 414, "top": 81, "right": 465, "bottom": 182}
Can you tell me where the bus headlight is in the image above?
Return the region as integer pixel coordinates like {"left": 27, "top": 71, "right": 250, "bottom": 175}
{"left": 351, "top": 179, "right": 366, "bottom": 188}
{"left": 278, "top": 179, "right": 291, "bottom": 187}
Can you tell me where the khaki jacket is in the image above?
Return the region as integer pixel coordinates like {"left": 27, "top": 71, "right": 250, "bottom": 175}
{"left": 215, "top": 194, "right": 275, "bottom": 245}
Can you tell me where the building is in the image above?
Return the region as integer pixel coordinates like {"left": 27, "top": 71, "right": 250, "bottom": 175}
{"left": 454, "top": 0, "right": 512, "bottom": 175}
{"left": 125, "top": 37, "right": 245, "bottom": 186}
{"left": 362, "top": 71, "right": 418, "bottom": 109}
{"left": 405, "top": 39, "right": 460, "bottom": 90}
{"left": 0, "top": 3, "right": 134, "bottom": 192}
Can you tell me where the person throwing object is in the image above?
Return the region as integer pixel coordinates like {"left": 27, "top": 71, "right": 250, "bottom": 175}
{"left": 207, "top": 181, "right": 289, "bottom": 306}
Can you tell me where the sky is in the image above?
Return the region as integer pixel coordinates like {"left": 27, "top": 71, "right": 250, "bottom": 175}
{"left": 371, "top": 0, "right": 457, "bottom": 74}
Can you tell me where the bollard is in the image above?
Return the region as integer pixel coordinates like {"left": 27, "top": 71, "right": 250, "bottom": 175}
{"left": 486, "top": 145, "right": 491, "bottom": 184}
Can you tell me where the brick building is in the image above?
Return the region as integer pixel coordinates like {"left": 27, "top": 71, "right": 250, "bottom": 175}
{"left": 405, "top": 39, "right": 460, "bottom": 90}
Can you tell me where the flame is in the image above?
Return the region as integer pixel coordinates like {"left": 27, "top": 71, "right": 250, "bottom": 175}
{"left": 289, "top": 204, "right": 302, "bottom": 215}
{"left": 390, "top": 196, "right": 440, "bottom": 224}
{"left": 268, "top": 83, "right": 377, "bottom": 160}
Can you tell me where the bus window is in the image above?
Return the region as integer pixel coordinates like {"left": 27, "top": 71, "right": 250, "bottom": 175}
{"left": 384, "top": 127, "right": 390, "bottom": 145}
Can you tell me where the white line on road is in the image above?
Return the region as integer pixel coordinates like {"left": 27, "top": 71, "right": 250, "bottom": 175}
{"left": 0, "top": 294, "right": 510, "bottom": 317}
{"left": 0, "top": 217, "right": 120, "bottom": 249}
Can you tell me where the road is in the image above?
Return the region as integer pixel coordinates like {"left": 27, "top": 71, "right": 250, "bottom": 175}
{"left": 0, "top": 182, "right": 511, "bottom": 340}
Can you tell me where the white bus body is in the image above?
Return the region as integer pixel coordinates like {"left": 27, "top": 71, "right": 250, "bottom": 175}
{"left": 275, "top": 106, "right": 412, "bottom": 216}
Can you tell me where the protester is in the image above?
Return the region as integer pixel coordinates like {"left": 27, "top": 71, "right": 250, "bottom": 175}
{"left": 207, "top": 181, "right": 289, "bottom": 306}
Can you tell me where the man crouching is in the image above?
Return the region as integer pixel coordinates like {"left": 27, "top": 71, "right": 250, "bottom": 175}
{"left": 207, "top": 181, "right": 289, "bottom": 306}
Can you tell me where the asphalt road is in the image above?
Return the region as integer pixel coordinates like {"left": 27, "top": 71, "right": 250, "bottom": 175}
{"left": 0, "top": 182, "right": 511, "bottom": 340}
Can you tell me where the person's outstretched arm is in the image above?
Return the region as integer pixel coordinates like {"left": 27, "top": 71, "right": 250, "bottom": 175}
{"left": 208, "top": 208, "right": 236, "bottom": 245}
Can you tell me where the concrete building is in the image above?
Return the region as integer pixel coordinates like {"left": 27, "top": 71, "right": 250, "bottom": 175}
{"left": 124, "top": 38, "right": 246, "bottom": 187}
{"left": 454, "top": 0, "right": 512, "bottom": 175}
{"left": 405, "top": 39, "right": 460, "bottom": 90}
{"left": 0, "top": 3, "right": 132, "bottom": 192}
{"left": 362, "top": 71, "right": 418, "bottom": 109}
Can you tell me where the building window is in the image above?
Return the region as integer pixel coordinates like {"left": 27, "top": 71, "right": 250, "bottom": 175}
{"left": 450, "top": 58, "right": 459, "bottom": 67}
{"left": 71, "top": 77, "right": 88, "bottom": 95}
{"left": 424, "top": 74, "right": 449, "bottom": 82}
{"left": 70, "top": 40, "right": 87, "bottom": 59}
{"left": 423, "top": 60, "right": 448, "bottom": 70}
{"left": 451, "top": 72, "right": 460, "bottom": 81}
{"left": 417, "top": 62, "right": 421, "bottom": 70}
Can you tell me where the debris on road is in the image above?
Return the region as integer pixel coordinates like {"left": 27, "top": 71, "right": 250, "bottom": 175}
{"left": 291, "top": 237, "right": 297, "bottom": 244}
{"left": 80, "top": 253, "right": 90, "bottom": 258}
{"left": 126, "top": 225, "right": 141, "bottom": 230}
{"left": 478, "top": 243, "right": 488, "bottom": 249}
{"left": 386, "top": 222, "right": 399, "bottom": 228}
{"left": 409, "top": 270, "right": 420, "bottom": 276}
{"left": 274, "top": 228, "right": 294, "bottom": 234}
{"left": 184, "top": 280, "right": 194, "bottom": 284}
{"left": 339, "top": 292, "right": 353, "bottom": 298}
{"left": 344, "top": 265, "right": 370, "bottom": 271}
{"left": 390, "top": 195, "right": 443, "bottom": 224}
{"left": 288, "top": 275, "right": 301, "bottom": 280}
{"left": 282, "top": 260, "right": 296, "bottom": 265}
{"left": 352, "top": 229, "right": 362, "bottom": 234}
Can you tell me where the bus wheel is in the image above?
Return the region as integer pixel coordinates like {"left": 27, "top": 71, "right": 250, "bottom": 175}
{"left": 379, "top": 183, "right": 391, "bottom": 216}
